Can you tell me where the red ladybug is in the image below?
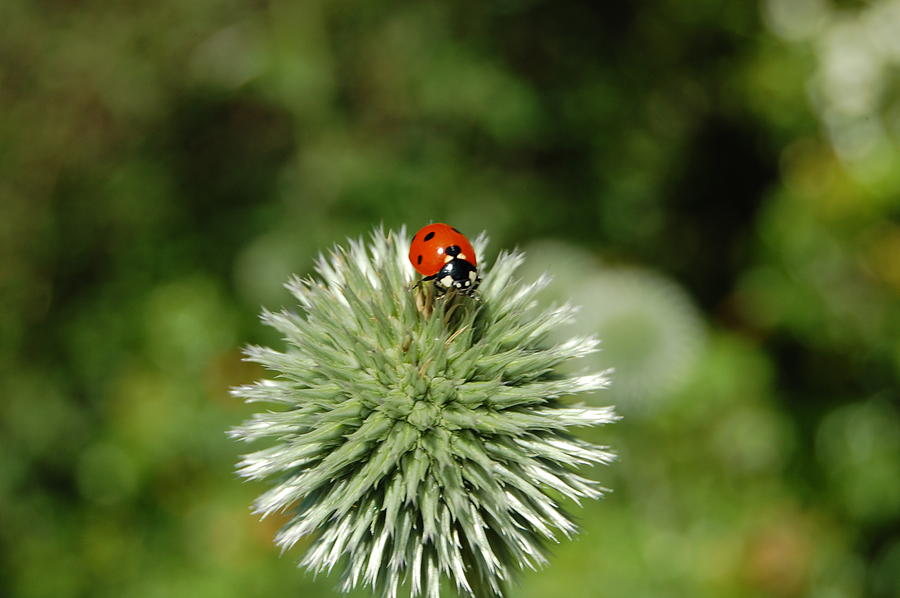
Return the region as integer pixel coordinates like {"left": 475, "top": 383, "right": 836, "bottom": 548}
{"left": 409, "top": 223, "right": 480, "bottom": 294}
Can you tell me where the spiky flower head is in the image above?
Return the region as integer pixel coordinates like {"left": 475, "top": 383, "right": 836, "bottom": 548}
{"left": 230, "top": 227, "right": 616, "bottom": 598}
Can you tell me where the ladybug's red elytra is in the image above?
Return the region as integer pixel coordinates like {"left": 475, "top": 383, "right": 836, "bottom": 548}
{"left": 409, "top": 223, "right": 480, "bottom": 295}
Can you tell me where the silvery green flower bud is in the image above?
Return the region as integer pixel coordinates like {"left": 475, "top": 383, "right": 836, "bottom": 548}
{"left": 230, "top": 227, "right": 616, "bottom": 598}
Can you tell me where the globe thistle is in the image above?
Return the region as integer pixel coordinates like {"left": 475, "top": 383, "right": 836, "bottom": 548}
{"left": 230, "top": 227, "right": 617, "bottom": 598}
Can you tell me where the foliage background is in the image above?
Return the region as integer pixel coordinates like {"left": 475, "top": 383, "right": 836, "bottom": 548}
{"left": 2, "top": 0, "right": 899, "bottom": 596}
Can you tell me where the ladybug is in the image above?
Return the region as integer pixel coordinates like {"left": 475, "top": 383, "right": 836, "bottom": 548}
{"left": 409, "top": 223, "right": 480, "bottom": 295}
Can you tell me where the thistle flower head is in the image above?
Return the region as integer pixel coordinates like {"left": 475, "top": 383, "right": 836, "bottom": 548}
{"left": 230, "top": 227, "right": 616, "bottom": 598}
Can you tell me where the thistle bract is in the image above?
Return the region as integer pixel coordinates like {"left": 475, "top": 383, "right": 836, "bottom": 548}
{"left": 230, "top": 227, "right": 616, "bottom": 598}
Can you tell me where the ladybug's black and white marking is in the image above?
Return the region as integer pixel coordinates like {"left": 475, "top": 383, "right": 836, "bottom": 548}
{"left": 424, "top": 255, "right": 480, "bottom": 295}
{"left": 409, "top": 223, "right": 481, "bottom": 297}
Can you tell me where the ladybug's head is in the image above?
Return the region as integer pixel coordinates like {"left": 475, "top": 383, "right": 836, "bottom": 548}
{"left": 435, "top": 257, "right": 480, "bottom": 296}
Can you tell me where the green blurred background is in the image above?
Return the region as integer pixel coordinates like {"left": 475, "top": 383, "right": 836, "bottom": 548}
{"left": 3, "top": 0, "right": 900, "bottom": 596}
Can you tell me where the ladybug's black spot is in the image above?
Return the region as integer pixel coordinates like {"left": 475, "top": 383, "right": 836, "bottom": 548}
{"left": 424, "top": 231, "right": 435, "bottom": 241}
{"left": 445, "top": 245, "right": 461, "bottom": 257}
{"left": 417, "top": 255, "right": 423, "bottom": 265}
{"left": 411, "top": 234, "right": 416, "bottom": 242}
{"left": 452, "top": 227, "right": 461, "bottom": 234}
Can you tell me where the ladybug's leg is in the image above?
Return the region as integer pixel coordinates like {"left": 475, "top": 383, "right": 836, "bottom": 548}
{"left": 431, "top": 281, "right": 448, "bottom": 298}
{"left": 413, "top": 276, "right": 440, "bottom": 317}
{"left": 411, "top": 273, "right": 437, "bottom": 291}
